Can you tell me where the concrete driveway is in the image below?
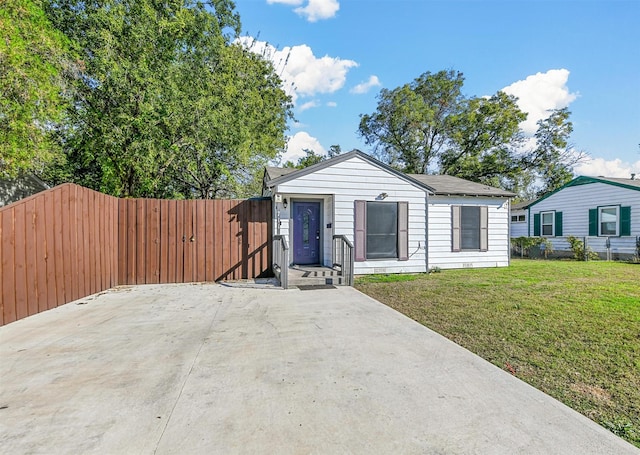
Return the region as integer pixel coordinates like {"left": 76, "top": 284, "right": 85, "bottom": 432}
{"left": 1, "top": 283, "right": 637, "bottom": 454}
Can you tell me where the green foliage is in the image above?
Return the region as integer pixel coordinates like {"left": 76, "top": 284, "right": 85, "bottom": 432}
{"left": 283, "top": 146, "right": 342, "bottom": 170}
{"left": 359, "top": 70, "right": 585, "bottom": 197}
{"left": 43, "top": 0, "right": 291, "bottom": 198}
{"left": 511, "top": 236, "right": 553, "bottom": 257}
{"left": 524, "top": 108, "right": 588, "bottom": 197}
{"left": 567, "top": 235, "right": 599, "bottom": 261}
{"left": 0, "top": 0, "right": 73, "bottom": 177}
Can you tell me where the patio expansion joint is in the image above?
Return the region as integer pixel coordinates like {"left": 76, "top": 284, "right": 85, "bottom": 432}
{"left": 151, "top": 300, "right": 223, "bottom": 454}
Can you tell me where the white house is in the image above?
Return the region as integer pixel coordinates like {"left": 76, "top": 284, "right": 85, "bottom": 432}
{"left": 526, "top": 175, "right": 640, "bottom": 258}
{"left": 262, "top": 150, "right": 514, "bottom": 275}
{"left": 510, "top": 200, "right": 534, "bottom": 238}
{"left": 0, "top": 174, "right": 49, "bottom": 207}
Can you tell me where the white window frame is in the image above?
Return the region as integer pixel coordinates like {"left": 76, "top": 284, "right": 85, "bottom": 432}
{"left": 598, "top": 205, "right": 620, "bottom": 237}
{"left": 540, "top": 211, "right": 555, "bottom": 237}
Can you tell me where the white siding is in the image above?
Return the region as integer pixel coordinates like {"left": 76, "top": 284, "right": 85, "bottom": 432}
{"left": 528, "top": 182, "right": 639, "bottom": 255}
{"left": 510, "top": 209, "right": 528, "bottom": 238}
{"left": 428, "top": 196, "right": 511, "bottom": 269}
{"left": 272, "top": 155, "right": 428, "bottom": 274}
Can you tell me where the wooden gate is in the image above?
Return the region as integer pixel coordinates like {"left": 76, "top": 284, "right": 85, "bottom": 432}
{"left": 117, "top": 198, "right": 272, "bottom": 285}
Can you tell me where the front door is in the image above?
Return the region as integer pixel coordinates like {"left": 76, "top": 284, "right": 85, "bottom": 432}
{"left": 293, "top": 201, "right": 321, "bottom": 265}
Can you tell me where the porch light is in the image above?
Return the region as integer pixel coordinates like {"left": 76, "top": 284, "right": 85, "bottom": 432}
{"left": 379, "top": 192, "right": 388, "bottom": 200}
{"left": 283, "top": 198, "right": 288, "bottom": 209}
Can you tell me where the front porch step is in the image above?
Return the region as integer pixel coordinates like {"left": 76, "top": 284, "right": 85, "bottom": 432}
{"left": 287, "top": 266, "right": 347, "bottom": 287}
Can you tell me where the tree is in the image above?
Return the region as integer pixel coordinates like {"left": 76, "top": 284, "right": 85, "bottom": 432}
{"left": 359, "top": 70, "right": 464, "bottom": 173}
{"left": 0, "top": 0, "right": 73, "bottom": 178}
{"left": 44, "top": 0, "right": 291, "bottom": 198}
{"left": 440, "top": 91, "right": 527, "bottom": 188}
{"left": 283, "top": 145, "right": 342, "bottom": 170}
{"left": 523, "top": 108, "right": 588, "bottom": 196}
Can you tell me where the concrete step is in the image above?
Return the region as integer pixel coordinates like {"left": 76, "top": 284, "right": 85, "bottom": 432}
{"left": 288, "top": 275, "right": 346, "bottom": 287}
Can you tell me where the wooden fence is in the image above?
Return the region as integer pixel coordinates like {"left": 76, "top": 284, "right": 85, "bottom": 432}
{"left": 0, "top": 184, "right": 272, "bottom": 326}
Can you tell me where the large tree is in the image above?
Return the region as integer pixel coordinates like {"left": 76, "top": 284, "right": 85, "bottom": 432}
{"left": 0, "top": 0, "right": 73, "bottom": 178}
{"left": 523, "top": 108, "right": 587, "bottom": 196}
{"left": 359, "top": 69, "right": 586, "bottom": 197}
{"left": 44, "top": 0, "right": 291, "bottom": 198}
{"left": 359, "top": 70, "right": 465, "bottom": 174}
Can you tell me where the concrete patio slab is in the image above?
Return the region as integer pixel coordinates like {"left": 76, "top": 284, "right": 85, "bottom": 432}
{"left": 1, "top": 283, "right": 637, "bottom": 454}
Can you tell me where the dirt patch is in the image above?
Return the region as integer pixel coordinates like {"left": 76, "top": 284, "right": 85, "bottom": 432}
{"left": 570, "top": 383, "right": 613, "bottom": 404}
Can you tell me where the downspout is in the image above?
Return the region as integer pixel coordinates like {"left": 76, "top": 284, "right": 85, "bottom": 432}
{"left": 424, "top": 192, "right": 429, "bottom": 272}
{"left": 508, "top": 199, "right": 511, "bottom": 266}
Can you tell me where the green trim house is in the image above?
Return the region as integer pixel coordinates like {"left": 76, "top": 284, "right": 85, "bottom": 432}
{"left": 527, "top": 175, "right": 640, "bottom": 258}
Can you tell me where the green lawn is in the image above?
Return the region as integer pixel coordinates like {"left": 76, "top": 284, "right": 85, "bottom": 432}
{"left": 355, "top": 259, "right": 640, "bottom": 447}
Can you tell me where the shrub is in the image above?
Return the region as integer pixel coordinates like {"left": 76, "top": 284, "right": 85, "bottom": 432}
{"left": 511, "top": 237, "right": 553, "bottom": 258}
{"left": 567, "top": 236, "right": 599, "bottom": 261}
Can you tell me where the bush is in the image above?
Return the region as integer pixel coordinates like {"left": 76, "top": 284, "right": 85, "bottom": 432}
{"left": 567, "top": 236, "right": 599, "bottom": 261}
{"left": 511, "top": 237, "right": 553, "bottom": 258}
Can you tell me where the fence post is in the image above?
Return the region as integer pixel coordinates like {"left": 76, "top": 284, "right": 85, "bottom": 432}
{"left": 583, "top": 237, "right": 588, "bottom": 261}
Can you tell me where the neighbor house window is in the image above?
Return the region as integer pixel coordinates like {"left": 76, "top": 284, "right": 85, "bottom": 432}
{"left": 354, "top": 201, "right": 408, "bottom": 261}
{"left": 533, "top": 211, "right": 563, "bottom": 237}
{"left": 589, "top": 205, "right": 631, "bottom": 237}
{"left": 511, "top": 214, "right": 526, "bottom": 222}
{"left": 541, "top": 211, "right": 554, "bottom": 236}
{"left": 452, "top": 205, "right": 488, "bottom": 252}
{"left": 599, "top": 206, "right": 619, "bottom": 236}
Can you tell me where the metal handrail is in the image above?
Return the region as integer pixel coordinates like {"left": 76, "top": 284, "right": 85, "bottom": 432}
{"left": 332, "top": 235, "right": 355, "bottom": 286}
{"left": 272, "top": 235, "right": 289, "bottom": 289}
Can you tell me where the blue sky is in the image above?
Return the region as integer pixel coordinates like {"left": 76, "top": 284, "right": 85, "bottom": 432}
{"left": 234, "top": 0, "right": 640, "bottom": 177}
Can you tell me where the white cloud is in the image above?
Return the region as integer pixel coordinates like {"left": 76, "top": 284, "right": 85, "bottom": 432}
{"left": 237, "top": 38, "right": 358, "bottom": 104}
{"left": 298, "top": 100, "right": 318, "bottom": 112}
{"left": 282, "top": 131, "right": 326, "bottom": 163}
{"left": 267, "top": 0, "right": 302, "bottom": 5}
{"left": 574, "top": 157, "right": 640, "bottom": 178}
{"left": 502, "top": 69, "right": 578, "bottom": 135}
{"left": 326, "top": 101, "right": 337, "bottom": 107}
{"left": 266, "top": 0, "right": 339, "bottom": 21}
{"left": 350, "top": 75, "right": 381, "bottom": 94}
{"left": 294, "top": 0, "right": 340, "bottom": 22}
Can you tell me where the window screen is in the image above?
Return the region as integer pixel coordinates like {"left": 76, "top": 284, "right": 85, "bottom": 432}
{"left": 600, "top": 207, "right": 618, "bottom": 236}
{"left": 366, "top": 202, "right": 398, "bottom": 259}
{"left": 461, "top": 206, "right": 480, "bottom": 250}
{"left": 541, "top": 212, "right": 554, "bottom": 236}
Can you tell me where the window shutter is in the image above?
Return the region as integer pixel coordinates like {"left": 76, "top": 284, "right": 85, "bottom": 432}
{"left": 588, "top": 208, "right": 598, "bottom": 236}
{"left": 354, "top": 200, "right": 366, "bottom": 261}
{"left": 555, "top": 211, "right": 563, "bottom": 237}
{"left": 533, "top": 213, "right": 540, "bottom": 236}
{"left": 451, "top": 205, "right": 461, "bottom": 252}
{"left": 480, "top": 206, "right": 488, "bottom": 252}
{"left": 398, "top": 201, "right": 409, "bottom": 260}
{"left": 620, "top": 206, "right": 631, "bottom": 236}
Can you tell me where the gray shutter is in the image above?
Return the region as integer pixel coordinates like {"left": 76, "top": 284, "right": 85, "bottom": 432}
{"left": 398, "top": 201, "right": 409, "bottom": 261}
{"left": 451, "top": 205, "right": 461, "bottom": 252}
{"left": 354, "top": 200, "right": 366, "bottom": 261}
{"left": 480, "top": 205, "right": 488, "bottom": 252}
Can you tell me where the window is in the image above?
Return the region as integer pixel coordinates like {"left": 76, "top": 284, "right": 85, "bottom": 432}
{"left": 533, "top": 211, "right": 562, "bottom": 237}
{"left": 541, "top": 211, "right": 554, "bottom": 236}
{"left": 452, "top": 205, "right": 488, "bottom": 252}
{"left": 599, "top": 206, "right": 619, "bottom": 236}
{"left": 511, "top": 214, "right": 526, "bottom": 222}
{"left": 354, "top": 201, "right": 408, "bottom": 261}
{"left": 366, "top": 202, "right": 398, "bottom": 259}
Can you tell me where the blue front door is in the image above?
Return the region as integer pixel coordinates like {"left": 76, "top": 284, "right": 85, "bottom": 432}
{"left": 293, "top": 201, "right": 321, "bottom": 265}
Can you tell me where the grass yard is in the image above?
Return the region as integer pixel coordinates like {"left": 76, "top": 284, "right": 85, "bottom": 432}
{"left": 355, "top": 259, "right": 640, "bottom": 447}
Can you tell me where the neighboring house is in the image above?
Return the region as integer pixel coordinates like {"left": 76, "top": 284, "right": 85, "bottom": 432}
{"left": 262, "top": 150, "right": 514, "bottom": 274}
{"left": 527, "top": 175, "right": 640, "bottom": 258}
{"left": 510, "top": 200, "right": 534, "bottom": 238}
{"left": 0, "top": 174, "right": 49, "bottom": 207}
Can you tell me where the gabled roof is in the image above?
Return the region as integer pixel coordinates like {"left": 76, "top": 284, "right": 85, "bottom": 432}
{"left": 408, "top": 174, "right": 515, "bottom": 197}
{"left": 264, "top": 150, "right": 431, "bottom": 193}
{"left": 264, "top": 150, "right": 514, "bottom": 198}
{"left": 512, "top": 199, "right": 536, "bottom": 210}
{"left": 529, "top": 175, "right": 640, "bottom": 208}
